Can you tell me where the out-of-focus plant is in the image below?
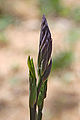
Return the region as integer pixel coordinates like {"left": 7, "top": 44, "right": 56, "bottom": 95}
{"left": 72, "top": 7, "right": 80, "bottom": 23}
{"left": 66, "top": 28, "right": 80, "bottom": 48}
{"left": 52, "top": 51, "right": 73, "bottom": 71}
{"left": 39, "top": 0, "right": 72, "bottom": 17}
{"left": 27, "top": 15, "right": 52, "bottom": 120}
{"left": 59, "top": 7, "right": 71, "bottom": 17}
{"left": 0, "top": 15, "right": 14, "bottom": 31}
{"left": 39, "top": 0, "right": 80, "bottom": 21}
{"left": 39, "top": 0, "right": 62, "bottom": 16}
{"left": 0, "top": 32, "right": 9, "bottom": 47}
{"left": 52, "top": 27, "right": 80, "bottom": 72}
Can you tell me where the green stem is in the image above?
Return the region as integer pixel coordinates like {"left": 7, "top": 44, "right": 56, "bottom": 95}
{"left": 30, "top": 104, "right": 36, "bottom": 120}
{"left": 37, "top": 80, "right": 47, "bottom": 120}
{"left": 37, "top": 102, "right": 43, "bottom": 120}
{"left": 36, "top": 77, "right": 42, "bottom": 105}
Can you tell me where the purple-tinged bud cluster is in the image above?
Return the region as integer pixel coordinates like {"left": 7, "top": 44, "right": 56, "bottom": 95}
{"left": 38, "top": 15, "right": 52, "bottom": 81}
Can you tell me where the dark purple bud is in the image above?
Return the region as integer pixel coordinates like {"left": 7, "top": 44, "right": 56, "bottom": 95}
{"left": 47, "top": 39, "right": 52, "bottom": 62}
{"left": 38, "top": 15, "right": 52, "bottom": 77}
{"left": 42, "top": 59, "right": 52, "bottom": 82}
{"left": 39, "top": 15, "right": 51, "bottom": 49}
{"left": 41, "top": 39, "right": 52, "bottom": 72}
{"left": 41, "top": 39, "right": 48, "bottom": 57}
{"left": 40, "top": 30, "right": 48, "bottom": 50}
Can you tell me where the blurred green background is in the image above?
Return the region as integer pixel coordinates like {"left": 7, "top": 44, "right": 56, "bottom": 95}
{"left": 0, "top": 0, "right": 80, "bottom": 120}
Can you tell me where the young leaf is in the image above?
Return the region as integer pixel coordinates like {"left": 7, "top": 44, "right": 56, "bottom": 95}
{"left": 37, "top": 80, "right": 47, "bottom": 106}
{"left": 27, "top": 56, "right": 37, "bottom": 107}
{"left": 29, "top": 85, "right": 37, "bottom": 107}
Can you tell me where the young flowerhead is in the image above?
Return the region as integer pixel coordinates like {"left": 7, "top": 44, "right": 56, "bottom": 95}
{"left": 38, "top": 15, "right": 52, "bottom": 81}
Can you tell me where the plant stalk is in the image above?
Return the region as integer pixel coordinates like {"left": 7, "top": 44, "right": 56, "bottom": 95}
{"left": 30, "top": 104, "right": 36, "bottom": 120}
{"left": 37, "top": 102, "right": 43, "bottom": 120}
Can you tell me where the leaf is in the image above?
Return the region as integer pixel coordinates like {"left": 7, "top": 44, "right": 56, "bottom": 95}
{"left": 27, "top": 56, "right": 37, "bottom": 107}
{"left": 37, "top": 80, "right": 47, "bottom": 106}
{"left": 30, "top": 58, "right": 36, "bottom": 79}
{"left": 27, "top": 56, "right": 32, "bottom": 71}
{"left": 27, "top": 56, "right": 36, "bottom": 82}
{"left": 29, "top": 85, "right": 37, "bottom": 107}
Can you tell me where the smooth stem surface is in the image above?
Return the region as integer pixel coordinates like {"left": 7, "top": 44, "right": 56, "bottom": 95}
{"left": 37, "top": 77, "right": 43, "bottom": 120}
{"left": 37, "top": 102, "right": 43, "bottom": 120}
{"left": 36, "top": 77, "right": 42, "bottom": 105}
{"left": 30, "top": 104, "right": 36, "bottom": 120}
{"left": 30, "top": 77, "right": 42, "bottom": 120}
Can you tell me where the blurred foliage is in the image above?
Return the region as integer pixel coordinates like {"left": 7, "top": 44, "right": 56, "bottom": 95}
{"left": 52, "top": 51, "right": 73, "bottom": 71}
{"left": 51, "top": 27, "right": 80, "bottom": 72}
{"left": 0, "top": 14, "right": 20, "bottom": 31}
{"left": 59, "top": 7, "right": 71, "bottom": 17}
{"left": 66, "top": 28, "right": 80, "bottom": 46}
{"left": 0, "top": 15, "right": 14, "bottom": 31}
{"left": 38, "top": 0, "right": 72, "bottom": 17}
{"left": 39, "top": 0, "right": 62, "bottom": 16}
{"left": 72, "top": 7, "right": 80, "bottom": 23}
{"left": 39, "top": 0, "right": 80, "bottom": 23}
{"left": 0, "top": 32, "right": 9, "bottom": 47}
{"left": 51, "top": 27, "right": 80, "bottom": 74}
